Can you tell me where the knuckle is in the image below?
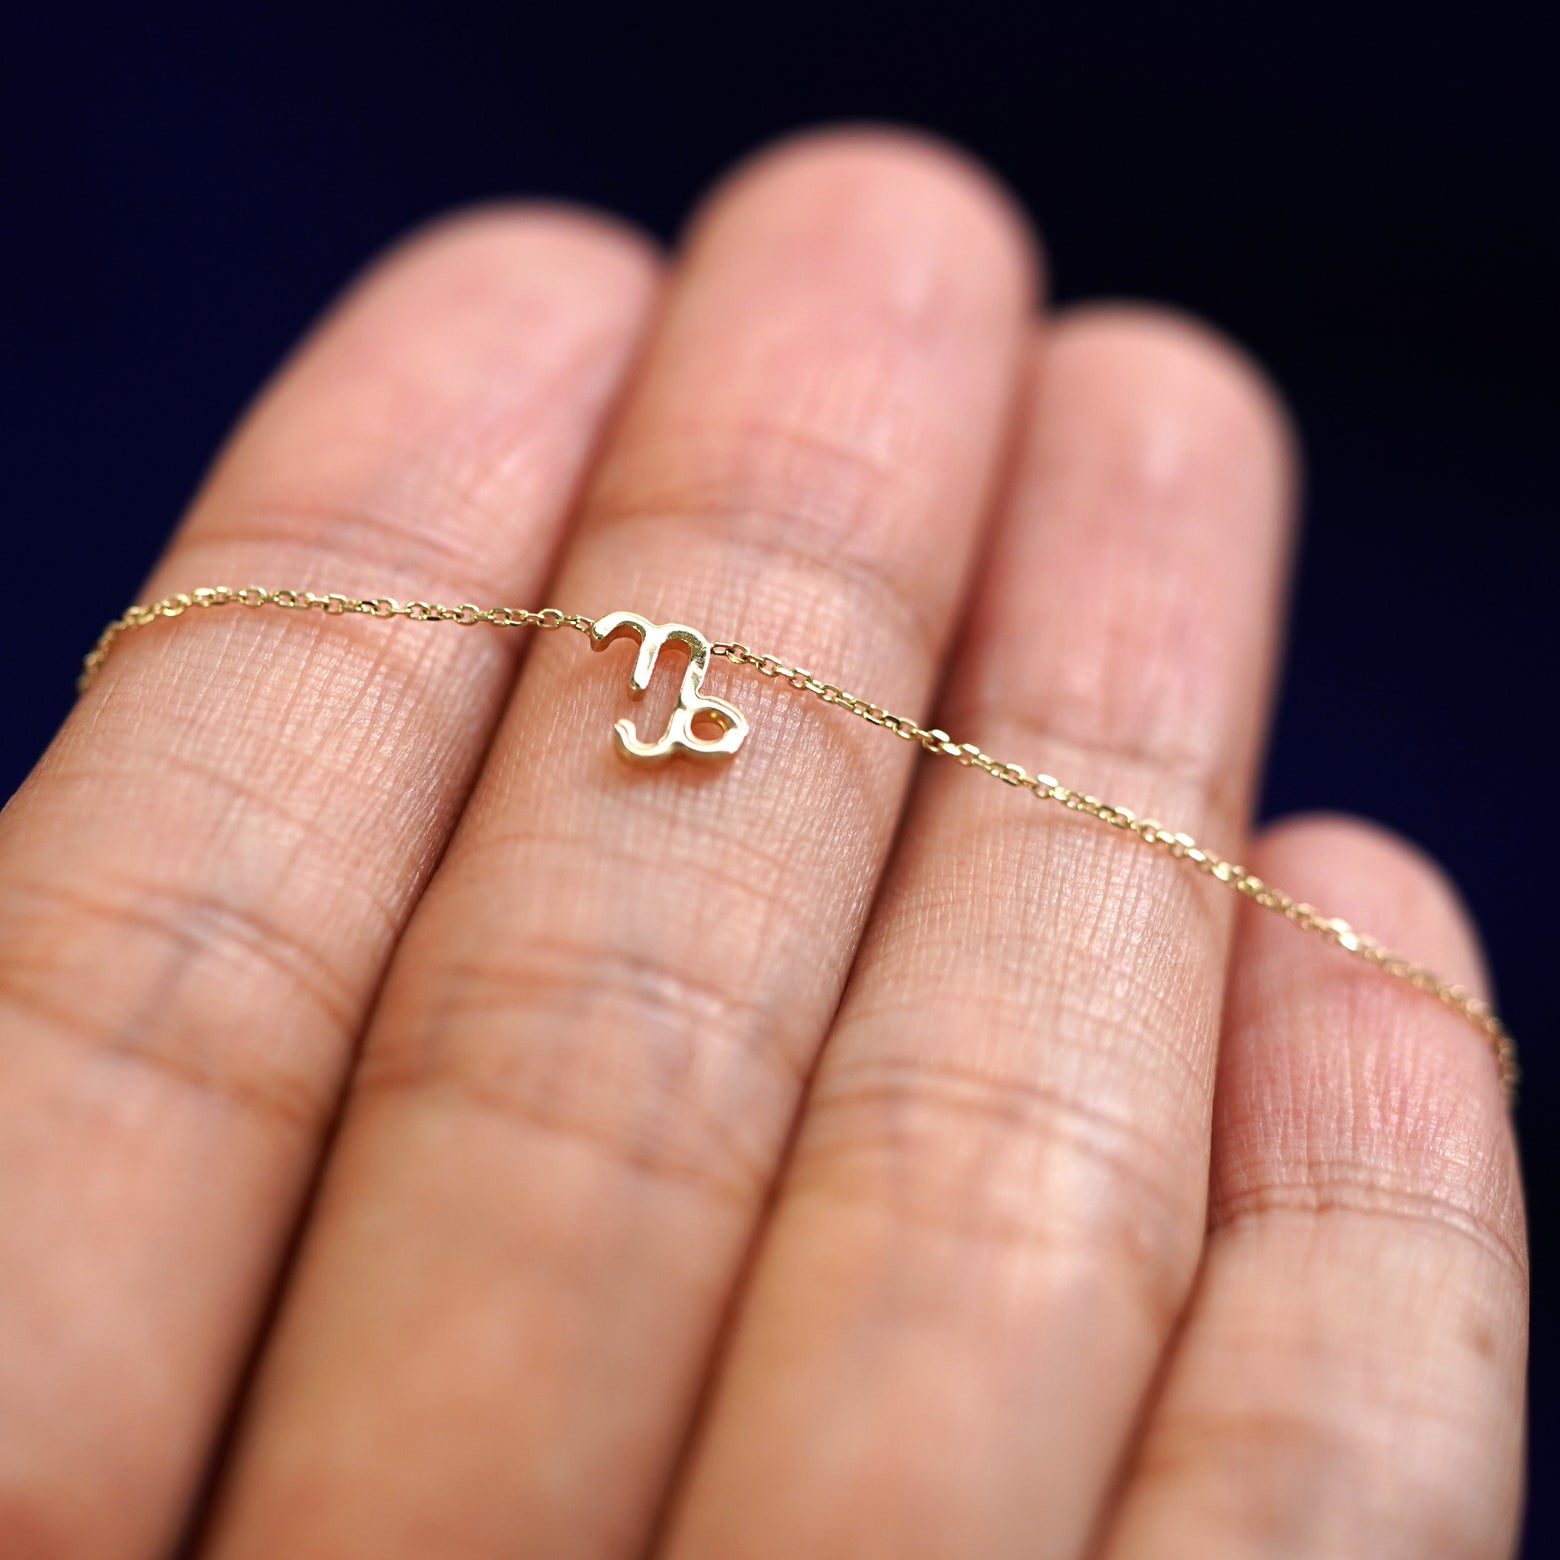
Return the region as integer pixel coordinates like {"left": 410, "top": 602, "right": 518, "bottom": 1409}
{"left": 186, "top": 496, "right": 506, "bottom": 600}
{"left": 1224, "top": 815, "right": 1522, "bottom": 1270}
{"left": 0, "top": 912, "right": 334, "bottom": 1138}
{"left": 796, "top": 1045, "right": 1201, "bottom": 1337}
{"left": 354, "top": 936, "right": 796, "bottom": 1211}
{"left": 1217, "top": 1027, "right": 1526, "bottom": 1293}
{"left": 590, "top": 411, "right": 904, "bottom": 547}
{"left": 581, "top": 417, "right": 938, "bottom": 674}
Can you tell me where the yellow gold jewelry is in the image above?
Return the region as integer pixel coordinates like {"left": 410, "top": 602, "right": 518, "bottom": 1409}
{"left": 588, "top": 611, "right": 747, "bottom": 762}
{"left": 79, "top": 585, "right": 1520, "bottom": 1099}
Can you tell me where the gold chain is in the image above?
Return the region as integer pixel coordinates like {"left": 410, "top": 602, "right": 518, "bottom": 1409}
{"left": 79, "top": 586, "right": 1519, "bottom": 1099}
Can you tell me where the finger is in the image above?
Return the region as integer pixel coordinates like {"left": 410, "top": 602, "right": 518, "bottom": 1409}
{"left": 1101, "top": 817, "right": 1526, "bottom": 1560}
{"left": 660, "top": 308, "right": 1296, "bottom": 1560}
{"left": 0, "top": 211, "right": 658, "bottom": 1558}
{"left": 199, "top": 130, "right": 1039, "bottom": 1559}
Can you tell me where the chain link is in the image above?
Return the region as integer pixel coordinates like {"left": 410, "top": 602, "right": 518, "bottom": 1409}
{"left": 78, "top": 589, "right": 1518, "bottom": 1098}
{"left": 709, "top": 639, "right": 1520, "bottom": 1099}
{"left": 77, "top": 585, "right": 594, "bottom": 693}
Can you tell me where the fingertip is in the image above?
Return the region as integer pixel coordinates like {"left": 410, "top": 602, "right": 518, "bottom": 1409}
{"left": 1046, "top": 301, "right": 1300, "bottom": 499}
{"left": 683, "top": 122, "right": 1046, "bottom": 314}
{"left": 1232, "top": 811, "right": 1519, "bottom": 1214}
{"left": 1252, "top": 811, "right": 1489, "bottom": 998}
{"left": 331, "top": 201, "right": 664, "bottom": 340}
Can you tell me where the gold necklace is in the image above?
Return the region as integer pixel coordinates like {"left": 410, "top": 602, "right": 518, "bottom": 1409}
{"left": 81, "top": 584, "right": 1520, "bottom": 1099}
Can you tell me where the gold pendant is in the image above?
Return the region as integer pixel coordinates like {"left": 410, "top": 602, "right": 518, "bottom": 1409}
{"left": 589, "top": 612, "right": 747, "bottom": 763}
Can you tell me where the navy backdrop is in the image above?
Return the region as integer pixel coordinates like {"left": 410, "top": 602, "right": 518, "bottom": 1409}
{"left": 3, "top": 1, "right": 1555, "bottom": 1549}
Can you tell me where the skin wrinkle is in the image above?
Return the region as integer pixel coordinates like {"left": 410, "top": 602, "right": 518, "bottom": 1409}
{"left": 440, "top": 819, "right": 825, "bottom": 966}
{"left": 308, "top": 629, "right": 500, "bottom": 826}
{"left": 0, "top": 978, "right": 326, "bottom": 1137}
{"left": 853, "top": 884, "right": 1212, "bottom": 1108}
{"left": 793, "top": 1055, "right": 1197, "bottom": 1329}
{"left": 1173, "top": 1246, "right": 1520, "bottom": 1397}
{"left": 874, "top": 779, "right": 1224, "bottom": 1024}
{"left": 645, "top": 325, "right": 959, "bottom": 494}
{"left": 0, "top": 775, "right": 376, "bottom": 1137}
{"left": 206, "top": 608, "right": 496, "bottom": 803}
{"left": 0, "top": 875, "right": 351, "bottom": 1143}
{"left": 7, "top": 770, "right": 374, "bottom": 1048}
{"left": 842, "top": 953, "right": 1205, "bottom": 1112}
{"left": 351, "top": 975, "right": 776, "bottom": 1219}
{"left": 3, "top": 871, "right": 359, "bottom": 1034}
{"left": 353, "top": 1068, "right": 765, "bottom": 1217}
{"left": 187, "top": 497, "right": 537, "bottom": 596}
{"left": 794, "top": 815, "right": 1223, "bottom": 1325}
{"left": 250, "top": 620, "right": 457, "bottom": 763}
{"left": 1214, "top": 1020, "right": 1526, "bottom": 1282}
{"left": 626, "top": 394, "right": 914, "bottom": 506}
{"left": 370, "top": 827, "right": 830, "bottom": 1176}
{"left": 427, "top": 320, "right": 658, "bottom": 522}
{"left": 1213, "top": 1181, "right": 1528, "bottom": 1289}
{"left": 574, "top": 344, "right": 980, "bottom": 654}
{"left": 29, "top": 623, "right": 494, "bottom": 1020}
{"left": 1069, "top": 467, "right": 1261, "bottom": 764}
{"left": 842, "top": 760, "right": 1237, "bottom": 1133}
{"left": 1339, "top": 979, "right": 1510, "bottom": 1156}
{"left": 204, "top": 221, "right": 657, "bottom": 545}
{"left": 22, "top": 753, "right": 394, "bottom": 914}
{"left": 93, "top": 742, "right": 405, "bottom": 912}
{"left": 405, "top": 932, "right": 802, "bottom": 1093}
{"left": 201, "top": 314, "right": 639, "bottom": 588}
{"left": 1218, "top": 947, "right": 1522, "bottom": 1257}
{"left": 576, "top": 502, "right": 941, "bottom": 674}
{"left": 406, "top": 944, "right": 770, "bottom": 1064}
{"left": 782, "top": 1171, "right": 1192, "bottom": 1352}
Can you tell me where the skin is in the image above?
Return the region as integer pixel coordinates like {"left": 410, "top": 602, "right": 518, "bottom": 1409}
{"left": 0, "top": 128, "right": 1527, "bottom": 1560}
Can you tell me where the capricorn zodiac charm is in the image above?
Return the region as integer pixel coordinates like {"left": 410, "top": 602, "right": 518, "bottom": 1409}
{"left": 589, "top": 611, "right": 747, "bottom": 763}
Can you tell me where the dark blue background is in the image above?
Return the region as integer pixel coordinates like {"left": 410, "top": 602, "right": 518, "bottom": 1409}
{"left": 3, "top": 2, "right": 1554, "bottom": 1549}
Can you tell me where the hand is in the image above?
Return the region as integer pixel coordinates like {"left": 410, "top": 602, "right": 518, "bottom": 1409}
{"left": 0, "top": 129, "right": 1527, "bottom": 1559}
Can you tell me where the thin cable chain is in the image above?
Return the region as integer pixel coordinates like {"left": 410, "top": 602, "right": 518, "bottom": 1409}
{"left": 79, "top": 587, "right": 1520, "bottom": 1099}
{"left": 78, "top": 585, "right": 598, "bottom": 692}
